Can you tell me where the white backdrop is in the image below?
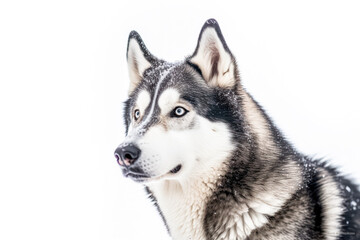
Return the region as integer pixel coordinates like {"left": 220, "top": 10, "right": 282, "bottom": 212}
{"left": 0, "top": 1, "right": 359, "bottom": 239}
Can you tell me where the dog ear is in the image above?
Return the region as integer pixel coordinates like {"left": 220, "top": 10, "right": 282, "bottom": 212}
{"left": 126, "top": 31, "right": 156, "bottom": 95}
{"left": 189, "top": 19, "right": 237, "bottom": 88}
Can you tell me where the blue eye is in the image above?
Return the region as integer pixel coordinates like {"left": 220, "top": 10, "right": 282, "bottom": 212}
{"left": 172, "top": 107, "right": 188, "bottom": 117}
{"left": 134, "top": 109, "right": 140, "bottom": 120}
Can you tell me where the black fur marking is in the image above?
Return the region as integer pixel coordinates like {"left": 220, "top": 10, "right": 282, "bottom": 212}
{"left": 186, "top": 60, "right": 203, "bottom": 77}
{"left": 307, "top": 169, "right": 325, "bottom": 238}
{"left": 205, "top": 88, "right": 245, "bottom": 139}
{"left": 123, "top": 98, "right": 131, "bottom": 135}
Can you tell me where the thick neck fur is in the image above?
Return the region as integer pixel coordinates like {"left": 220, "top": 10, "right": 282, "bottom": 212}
{"left": 147, "top": 89, "right": 302, "bottom": 240}
{"left": 203, "top": 89, "right": 302, "bottom": 239}
{"left": 147, "top": 160, "right": 229, "bottom": 240}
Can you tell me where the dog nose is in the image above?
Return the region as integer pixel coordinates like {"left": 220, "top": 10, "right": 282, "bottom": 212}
{"left": 114, "top": 144, "right": 141, "bottom": 167}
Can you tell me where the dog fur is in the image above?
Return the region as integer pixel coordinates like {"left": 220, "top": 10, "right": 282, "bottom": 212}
{"left": 115, "top": 19, "right": 360, "bottom": 240}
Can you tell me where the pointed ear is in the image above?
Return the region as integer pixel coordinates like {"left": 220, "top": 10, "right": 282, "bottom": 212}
{"left": 126, "top": 31, "right": 156, "bottom": 95}
{"left": 189, "top": 19, "right": 237, "bottom": 88}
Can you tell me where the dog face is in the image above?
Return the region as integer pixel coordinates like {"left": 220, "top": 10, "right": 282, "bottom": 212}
{"left": 115, "top": 19, "right": 243, "bottom": 183}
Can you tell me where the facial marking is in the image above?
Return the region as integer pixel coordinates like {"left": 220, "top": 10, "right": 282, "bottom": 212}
{"left": 158, "top": 88, "right": 181, "bottom": 115}
{"left": 133, "top": 66, "right": 174, "bottom": 134}
{"left": 135, "top": 90, "right": 151, "bottom": 117}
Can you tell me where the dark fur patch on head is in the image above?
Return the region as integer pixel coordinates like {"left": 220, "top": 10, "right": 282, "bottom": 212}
{"left": 186, "top": 60, "right": 202, "bottom": 76}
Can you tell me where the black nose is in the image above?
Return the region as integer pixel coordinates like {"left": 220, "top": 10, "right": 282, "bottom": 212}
{"left": 114, "top": 144, "right": 141, "bottom": 167}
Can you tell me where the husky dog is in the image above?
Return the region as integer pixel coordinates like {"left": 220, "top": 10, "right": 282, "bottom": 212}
{"left": 114, "top": 19, "right": 360, "bottom": 240}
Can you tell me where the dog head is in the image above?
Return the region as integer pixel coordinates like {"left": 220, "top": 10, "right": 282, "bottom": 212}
{"left": 115, "top": 19, "right": 244, "bottom": 183}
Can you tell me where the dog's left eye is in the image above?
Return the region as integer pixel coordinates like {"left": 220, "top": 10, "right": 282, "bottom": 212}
{"left": 134, "top": 109, "right": 140, "bottom": 121}
{"left": 172, "top": 107, "right": 188, "bottom": 118}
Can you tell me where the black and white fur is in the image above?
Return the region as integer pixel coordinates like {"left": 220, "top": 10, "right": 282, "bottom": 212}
{"left": 115, "top": 19, "right": 360, "bottom": 240}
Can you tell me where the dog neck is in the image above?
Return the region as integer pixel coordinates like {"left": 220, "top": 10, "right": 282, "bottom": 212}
{"left": 146, "top": 159, "right": 228, "bottom": 240}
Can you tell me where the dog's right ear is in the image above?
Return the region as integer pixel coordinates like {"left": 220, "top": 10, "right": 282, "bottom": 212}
{"left": 126, "top": 31, "right": 155, "bottom": 95}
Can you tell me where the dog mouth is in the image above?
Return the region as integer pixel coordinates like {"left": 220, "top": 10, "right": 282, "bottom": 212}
{"left": 169, "top": 164, "right": 182, "bottom": 174}
{"left": 123, "top": 164, "right": 182, "bottom": 183}
{"left": 124, "top": 171, "right": 150, "bottom": 183}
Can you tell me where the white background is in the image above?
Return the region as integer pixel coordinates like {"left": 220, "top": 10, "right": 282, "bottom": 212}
{"left": 0, "top": 1, "right": 359, "bottom": 239}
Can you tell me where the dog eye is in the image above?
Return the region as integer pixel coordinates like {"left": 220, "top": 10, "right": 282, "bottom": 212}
{"left": 134, "top": 109, "right": 140, "bottom": 121}
{"left": 172, "top": 107, "right": 188, "bottom": 118}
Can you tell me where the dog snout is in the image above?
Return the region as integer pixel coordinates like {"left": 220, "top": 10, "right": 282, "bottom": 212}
{"left": 114, "top": 144, "right": 141, "bottom": 167}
